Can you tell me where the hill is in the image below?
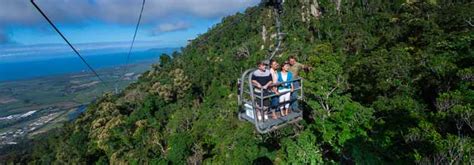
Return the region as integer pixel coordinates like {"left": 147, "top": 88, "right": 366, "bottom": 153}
{"left": 5, "top": 0, "right": 473, "bottom": 164}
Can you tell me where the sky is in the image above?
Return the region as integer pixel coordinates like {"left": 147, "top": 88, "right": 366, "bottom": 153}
{"left": 0, "top": 0, "right": 260, "bottom": 58}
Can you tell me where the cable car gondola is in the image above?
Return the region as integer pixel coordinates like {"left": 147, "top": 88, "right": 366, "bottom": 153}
{"left": 237, "top": 69, "right": 303, "bottom": 133}
{"left": 237, "top": 0, "right": 304, "bottom": 133}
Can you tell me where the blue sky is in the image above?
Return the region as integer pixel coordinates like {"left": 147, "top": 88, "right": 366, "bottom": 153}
{"left": 0, "top": 0, "right": 259, "bottom": 57}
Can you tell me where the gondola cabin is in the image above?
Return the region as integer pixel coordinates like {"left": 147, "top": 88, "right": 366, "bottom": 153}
{"left": 237, "top": 68, "right": 303, "bottom": 133}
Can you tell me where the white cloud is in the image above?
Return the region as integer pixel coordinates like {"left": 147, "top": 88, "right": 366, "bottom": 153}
{"left": 0, "top": 0, "right": 260, "bottom": 45}
{"left": 154, "top": 22, "right": 191, "bottom": 34}
{"left": 0, "top": 0, "right": 260, "bottom": 26}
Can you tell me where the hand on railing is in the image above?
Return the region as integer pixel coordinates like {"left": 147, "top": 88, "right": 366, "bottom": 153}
{"left": 271, "top": 86, "right": 280, "bottom": 95}
{"left": 254, "top": 83, "right": 274, "bottom": 90}
{"left": 263, "top": 84, "right": 270, "bottom": 89}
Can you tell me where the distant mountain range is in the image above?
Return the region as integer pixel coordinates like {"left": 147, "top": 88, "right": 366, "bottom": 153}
{"left": 0, "top": 41, "right": 179, "bottom": 63}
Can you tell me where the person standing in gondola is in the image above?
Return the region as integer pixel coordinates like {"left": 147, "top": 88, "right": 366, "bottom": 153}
{"left": 269, "top": 59, "right": 281, "bottom": 119}
{"left": 277, "top": 61, "right": 294, "bottom": 116}
{"left": 251, "top": 61, "right": 273, "bottom": 121}
{"left": 288, "top": 55, "right": 310, "bottom": 112}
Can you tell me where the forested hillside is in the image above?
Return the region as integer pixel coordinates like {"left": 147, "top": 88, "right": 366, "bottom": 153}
{"left": 7, "top": 0, "right": 473, "bottom": 164}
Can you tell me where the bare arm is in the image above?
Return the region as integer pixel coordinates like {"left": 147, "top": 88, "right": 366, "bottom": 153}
{"left": 252, "top": 80, "right": 262, "bottom": 88}
{"left": 263, "top": 81, "right": 273, "bottom": 89}
{"left": 271, "top": 86, "right": 279, "bottom": 94}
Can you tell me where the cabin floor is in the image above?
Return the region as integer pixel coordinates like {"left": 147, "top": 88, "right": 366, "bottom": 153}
{"left": 239, "top": 109, "right": 302, "bottom": 133}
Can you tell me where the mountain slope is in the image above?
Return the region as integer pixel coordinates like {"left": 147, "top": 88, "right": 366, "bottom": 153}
{"left": 9, "top": 0, "right": 474, "bottom": 164}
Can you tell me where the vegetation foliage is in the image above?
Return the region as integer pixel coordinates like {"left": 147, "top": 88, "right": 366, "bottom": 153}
{"left": 6, "top": 0, "right": 473, "bottom": 164}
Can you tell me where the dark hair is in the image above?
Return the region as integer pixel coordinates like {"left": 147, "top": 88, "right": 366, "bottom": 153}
{"left": 257, "top": 60, "right": 268, "bottom": 66}
{"left": 269, "top": 59, "right": 278, "bottom": 65}
{"left": 288, "top": 55, "right": 297, "bottom": 60}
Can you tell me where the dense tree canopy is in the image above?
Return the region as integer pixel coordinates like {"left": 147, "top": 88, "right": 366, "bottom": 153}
{"left": 6, "top": 0, "right": 472, "bottom": 164}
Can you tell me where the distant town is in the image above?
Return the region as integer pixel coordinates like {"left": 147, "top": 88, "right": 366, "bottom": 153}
{"left": 1, "top": 108, "right": 64, "bottom": 146}
{"left": 0, "top": 61, "right": 153, "bottom": 149}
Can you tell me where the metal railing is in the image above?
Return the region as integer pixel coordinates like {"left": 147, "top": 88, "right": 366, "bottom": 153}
{"left": 238, "top": 68, "right": 304, "bottom": 133}
{"left": 252, "top": 78, "right": 303, "bottom": 99}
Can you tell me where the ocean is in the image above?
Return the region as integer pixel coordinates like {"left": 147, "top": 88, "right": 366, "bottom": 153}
{"left": 0, "top": 49, "right": 175, "bottom": 82}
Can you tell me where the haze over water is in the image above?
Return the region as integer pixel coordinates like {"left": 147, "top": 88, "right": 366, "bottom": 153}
{"left": 0, "top": 48, "right": 176, "bottom": 82}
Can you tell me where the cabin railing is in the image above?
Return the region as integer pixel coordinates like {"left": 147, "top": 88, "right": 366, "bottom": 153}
{"left": 238, "top": 68, "right": 304, "bottom": 133}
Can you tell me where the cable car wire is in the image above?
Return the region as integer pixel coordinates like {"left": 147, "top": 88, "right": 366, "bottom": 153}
{"left": 30, "top": 0, "right": 109, "bottom": 87}
{"left": 266, "top": 8, "right": 283, "bottom": 61}
{"left": 116, "top": 0, "right": 146, "bottom": 93}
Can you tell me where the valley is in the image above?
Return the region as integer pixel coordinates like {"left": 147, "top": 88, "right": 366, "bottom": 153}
{"left": 0, "top": 60, "right": 154, "bottom": 148}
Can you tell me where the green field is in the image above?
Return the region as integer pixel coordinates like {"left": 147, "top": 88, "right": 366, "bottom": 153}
{"left": 0, "top": 61, "right": 153, "bottom": 116}
{"left": 0, "top": 60, "right": 155, "bottom": 137}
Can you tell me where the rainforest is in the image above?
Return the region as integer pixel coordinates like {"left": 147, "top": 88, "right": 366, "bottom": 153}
{"left": 2, "top": 0, "right": 473, "bottom": 164}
